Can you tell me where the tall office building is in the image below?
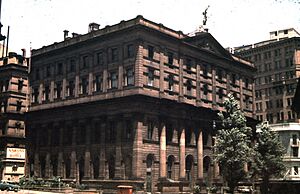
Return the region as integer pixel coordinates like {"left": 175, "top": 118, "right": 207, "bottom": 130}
{"left": 0, "top": 51, "right": 29, "bottom": 182}
{"left": 236, "top": 28, "right": 300, "bottom": 182}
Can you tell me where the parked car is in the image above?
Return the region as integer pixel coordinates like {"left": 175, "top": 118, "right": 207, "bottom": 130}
{"left": 0, "top": 181, "right": 20, "bottom": 192}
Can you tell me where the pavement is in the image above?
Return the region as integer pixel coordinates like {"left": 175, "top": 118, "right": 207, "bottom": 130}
{"left": 1, "top": 190, "right": 64, "bottom": 194}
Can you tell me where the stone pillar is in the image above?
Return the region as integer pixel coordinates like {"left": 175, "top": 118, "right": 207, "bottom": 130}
{"left": 179, "top": 128, "right": 186, "bottom": 180}
{"left": 88, "top": 72, "right": 93, "bottom": 95}
{"left": 159, "top": 123, "right": 166, "bottom": 179}
{"left": 159, "top": 48, "right": 165, "bottom": 96}
{"left": 240, "top": 76, "right": 244, "bottom": 109}
{"left": 134, "top": 44, "right": 144, "bottom": 87}
{"left": 58, "top": 152, "right": 64, "bottom": 178}
{"left": 114, "top": 121, "right": 123, "bottom": 179}
{"left": 84, "top": 124, "right": 91, "bottom": 179}
{"left": 70, "top": 151, "right": 76, "bottom": 179}
{"left": 179, "top": 58, "right": 184, "bottom": 102}
{"left": 62, "top": 78, "right": 66, "bottom": 99}
{"left": 75, "top": 75, "right": 79, "bottom": 97}
{"left": 34, "top": 153, "right": 40, "bottom": 177}
{"left": 132, "top": 120, "right": 143, "bottom": 178}
{"left": 196, "top": 63, "right": 202, "bottom": 106}
{"left": 211, "top": 66, "right": 217, "bottom": 109}
{"left": 84, "top": 150, "right": 91, "bottom": 179}
{"left": 45, "top": 153, "right": 51, "bottom": 178}
{"left": 197, "top": 130, "right": 203, "bottom": 181}
{"left": 103, "top": 70, "right": 108, "bottom": 92}
{"left": 118, "top": 65, "right": 123, "bottom": 89}
{"left": 99, "top": 122, "right": 106, "bottom": 179}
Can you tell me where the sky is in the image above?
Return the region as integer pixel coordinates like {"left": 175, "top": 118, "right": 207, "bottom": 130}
{"left": 1, "top": 0, "right": 300, "bottom": 56}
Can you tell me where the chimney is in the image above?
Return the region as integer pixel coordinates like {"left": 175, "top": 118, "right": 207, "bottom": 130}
{"left": 21, "top": 48, "right": 26, "bottom": 57}
{"left": 63, "top": 30, "right": 69, "bottom": 40}
{"left": 88, "top": 23, "right": 100, "bottom": 32}
{"left": 72, "top": 32, "right": 79, "bottom": 38}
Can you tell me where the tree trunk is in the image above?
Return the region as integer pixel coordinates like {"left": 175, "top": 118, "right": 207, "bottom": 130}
{"left": 261, "top": 176, "right": 269, "bottom": 194}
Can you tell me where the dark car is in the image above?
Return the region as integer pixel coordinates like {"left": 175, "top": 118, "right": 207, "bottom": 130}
{"left": 0, "top": 181, "right": 20, "bottom": 192}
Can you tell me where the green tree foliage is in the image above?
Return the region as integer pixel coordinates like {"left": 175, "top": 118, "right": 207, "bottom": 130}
{"left": 252, "top": 123, "right": 286, "bottom": 194}
{"left": 214, "top": 94, "right": 253, "bottom": 193}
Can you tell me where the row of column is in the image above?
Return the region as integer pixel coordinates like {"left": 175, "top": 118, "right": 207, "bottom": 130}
{"left": 159, "top": 124, "right": 219, "bottom": 182}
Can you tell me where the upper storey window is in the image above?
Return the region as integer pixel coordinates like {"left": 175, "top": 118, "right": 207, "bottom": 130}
{"left": 127, "top": 44, "right": 134, "bottom": 58}
{"left": 202, "top": 65, "right": 208, "bottom": 77}
{"left": 186, "top": 58, "right": 192, "bottom": 72}
{"left": 54, "top": 82, "right": 62, "bottom": 99}
{"left": 46, "top": 65, "right": 51, "bottom": 77}
{"left": 148, "top": 45, "right": 154, "bottom": 59}
{"left": 96, "top": 52, "right": 104, "bottom": 66}
{"left": 82, "top": 56, "right": 89, "bottom": 69}
{"left": 32, "top": 88, "right": 39, "bottom": 103}
{"left": 57, "top": 63, "right": 63, "bottom": 75}
{"left": 69, "top": 59, "right": 76, "bottom": 72}
{"left": 168, "top": 75, "right": 174, "bottom": 91}
{"left": 231, "top": 74, "right": 237, "bottom": 85}
{"left": 43, "top": 85, "right": 50, "bottom": 102}
{"left": 186, "top": 80, "right": 192, "bottom": 96}
{"left": 167, "top": 52, "right": 173, "bottom": 65}
{"left": 109, "top": 72, "right": 118, "bottom": 89}
{"left": 18, "top": 79, "right": 24, "bottom": 91}
{"left": 147, "top": 69, "right": 154, "bottom": 86}
{"left": 67, "top": 80, "right": 75, "bottom": 97}
{"left": 125, "top": 68, "right": 134, "bottom": 86}
{"left": 94, "top": 75, "right": 103, "bottom": 92}
{"left": 35, "top": 68, "right": 40, "bottom": 80}
{"left": 112, "top": 48, "right": 119, "bottom": 62}
{"left": 216, "top": 69, "right": 223, "bottom": 81}
{"left": 79, "top": 77, "right": 88, "bottom": 95}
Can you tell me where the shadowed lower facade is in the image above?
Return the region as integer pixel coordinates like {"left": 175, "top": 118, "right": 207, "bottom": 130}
{"left": 26, "top": 16, "right": 256, "bottom": 193}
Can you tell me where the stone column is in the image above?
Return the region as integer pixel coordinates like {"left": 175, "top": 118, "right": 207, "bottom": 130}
{"left": 84, "top": 123, "right": 91, "bottom": 178}
{"left": 132, "top": 120, "right": 143, "bottom": 178}
{"left": 114, "top": 121, "right": 123, "bottom": 179}
{"left": 179, "top": 128, "right": 186, "bottom": 180}
{"left": 159, "top": 48, "right": 165, "bottom": 96}
{"left": 239, "top": 76, "right": 244, "bottom": 109}
{"left": 70, "top": 151, "right": 76, "bottom": 179}
{"left": 212, "top": 66, "right": 217, "bottom": 109}
{"left": 196, "top": 63, "right": 202, "bottom": 106}
{"left": 62, "top": 78, "right": 66, "bottom": 100}
{"left": 179, "top": 58, "right": 184, "bottom": 102}
{"left": 57, "top": 152, "right": 64, "bottom": 178}
{"left": 88, "top": 72, "right": 93, "bottom": 95}
{"left": 45, "top": 153, "right": 51, "bottom": 178}
{"left": 99, "top": 122, "right": 106, "bottom": 179}
{"left": 103, "top": 70, "right": 108, "bottom": 92}
{"left": 34, "top": 153, "right": 40, "bottom": 177}
{"left": 197, "top": 130, "right": 203, "bottom": 181}
{"left": 159, "top": 123, "right": 166, "bottom": 179}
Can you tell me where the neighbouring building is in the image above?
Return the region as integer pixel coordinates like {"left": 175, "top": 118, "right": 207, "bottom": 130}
{"left": 235, "top": 28, "right": 300, "bottom": 185}
{"left": 0, "top": 51, "right": 29, "bottom": 182}
{"left": 26, "top": 16, "right": 256, "bottom": 193}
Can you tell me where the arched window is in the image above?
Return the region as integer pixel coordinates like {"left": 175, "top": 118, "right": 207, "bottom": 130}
{"left": 203, "top": 156, "right": 211, "bottom": 173}
{"left": 167, "top": 155, "right": 175, "bottom": 179}
{"left": 146, "top": 154, "right": 155, "bottom": 193}
{"left": 186, "top": 155, "right": 194, "bottom": 181}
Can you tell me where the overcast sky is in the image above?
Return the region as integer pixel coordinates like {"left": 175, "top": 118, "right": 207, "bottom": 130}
{"left": 1, "top": 0, "right": 300, "bottom": 55}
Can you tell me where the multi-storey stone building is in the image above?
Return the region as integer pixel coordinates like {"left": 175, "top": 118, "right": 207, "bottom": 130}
{"left": 236, "top": 28, "right": 300, "bottom": 183}
{"left": 0, "top": 51, "right": 28, "bottom": 182}
{"left": 26, "top": 16, "right": 256, "bottom": 193}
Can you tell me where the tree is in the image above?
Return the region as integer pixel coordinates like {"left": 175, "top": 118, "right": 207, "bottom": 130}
{"left": 252, "top": 123, "right": 285, "bottom": 194}
{"left": 214, "top": 94, "right": 253, "bottom": 193}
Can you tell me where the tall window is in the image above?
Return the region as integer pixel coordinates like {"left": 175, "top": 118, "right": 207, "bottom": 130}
{"left": 54, "top": 82, "right": 62, "bottom": 99}
{"left": 186, "top": 80, "right": 192, "bottom": 96}
{"left": 148, "top": 69, "right": 154, "bottom": 86}
{"left": 231, "top": 74, "right": 236, "bottom": 85}
{"left": 127, "top": 44, "right": 134, "bottom": 58}
{"left": 203, "top": 84, "right": 208, "bottom": 99}
{"left": 125, "top": 68, "right": 134, "bottom": 86}
{"left": 80, "top": 78, "right": 88, "bottom": 94}
{"left": 18, "top": 79, "right": 24, "bottom": 91}
{"left": 293, "top": 134, "right": 298, "bottom": 145}
{"left": 168, "top": 75, "right": 174, "bottom": 91}
{"left": 46, "top": 65, "right": 51, "bottom": 77}
{"left": 125, "top": 120, "right": 132, "bottom": 139}
{"left": 16, "top": 101, "right": 22, "bottom": 112}
{"left": 217, "top": 69, "right": 223, "bottom": 80}
{"left": 94, "top": 75, "right": 103, "bottom": 92}
{"left": 57, "top": 63, "right": 63, "bottom": 75}
{"left": 67, "top": 80, "right": 75, "bottom": 97}
{"left": 82, "top": 56, "right": 89, "bottom": 69}
{"left": 202, "top": 65, "right": 208, "bottom": 77}
{"left": 166, "top": 124, "right": 173, "bottom": 143}
{"left": 167, "top": 155, "right": 175, "bottom": 179}
{"left": 32, "top": 88, "right": 39, "bottom": 103}
{"left": 43, "top": 85, "right": 50, "bottom": 101}
{"left": 148, "top": 45, "right": 154, "bottom": 59}
{"left": 112, "top": 48, "right": 119, "bottom": 62}
{"left": 186, "top": 58, "right": 192, "bottom": 71}
{"left": 69, "top": 59, "right": 76, "bottom": 72}
{"left": 96, "top": 52, "right": 104, "bottom": 65}
{"left": 167, "top": 52, "right": 173, "bottom": 65}
{"left": 147, "top": 121, "right": 154, "bottom": 140}
{"left": 110, "top": 72, "right": 118, "bottom": 89}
